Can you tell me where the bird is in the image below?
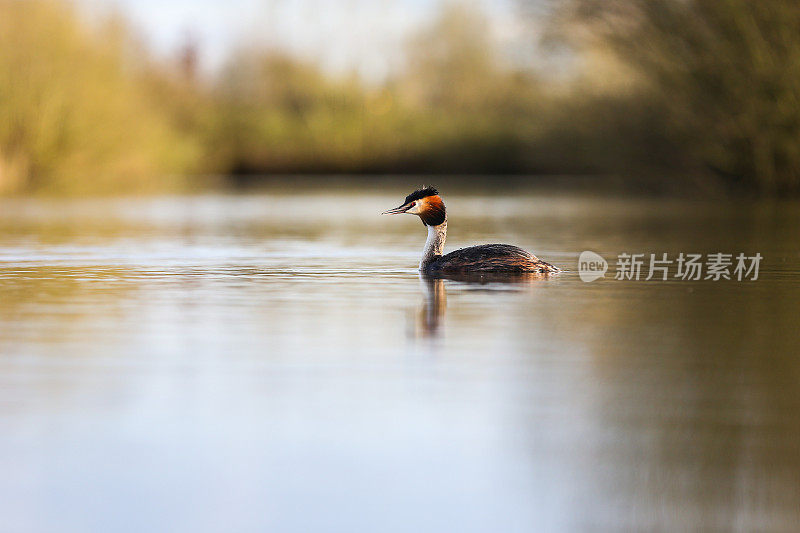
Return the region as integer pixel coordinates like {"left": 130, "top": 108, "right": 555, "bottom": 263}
{"left": 382, "top": 187, "right": 561, "bottom": 274}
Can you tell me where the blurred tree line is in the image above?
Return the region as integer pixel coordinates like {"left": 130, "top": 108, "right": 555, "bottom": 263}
{"left": 545, "top": 0, "right": 800, "bottom": 195}
{"left": 0, "top": 0, "right": 200, "bottom": 194}
{"left": 1, "top": 0, "right": 799, "bottom": 195}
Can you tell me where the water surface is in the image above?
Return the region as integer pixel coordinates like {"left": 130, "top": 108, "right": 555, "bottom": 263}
{"left": 1, "top": 191, "right": 799, "bottom": 532}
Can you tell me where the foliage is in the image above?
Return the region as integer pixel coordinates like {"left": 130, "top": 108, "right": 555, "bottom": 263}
{"left": 0, "top": 0, "right": 199, "bottom": 194}
{"left": 555, "top": 0, "right": 800, "bottom": 194}
{"left": 207, "top": 4, "right": 541, "bottom": 176}
{"left": 2, "top": 0, "right": 799, "bottom": 195}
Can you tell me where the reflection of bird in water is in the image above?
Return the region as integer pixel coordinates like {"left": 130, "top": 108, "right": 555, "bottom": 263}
{"left": 417, "top": 276, "right": 447, "bottom": 338}
{"left": 383, "top": 187, "right": 561, "bottom": 274}
{"left": 413, "top": 272, "right": 556, "bottom": 339}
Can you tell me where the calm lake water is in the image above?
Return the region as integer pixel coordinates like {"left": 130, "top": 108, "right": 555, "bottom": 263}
{"left": 1, "top": 189, "right": 799, "bottom": 532}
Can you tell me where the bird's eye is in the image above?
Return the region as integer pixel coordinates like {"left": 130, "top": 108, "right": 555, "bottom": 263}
{"left": 409, "top": 202, "right": 416, "bottom": 207}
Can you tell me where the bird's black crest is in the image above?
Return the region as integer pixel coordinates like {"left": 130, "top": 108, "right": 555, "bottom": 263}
{"left": 404, "top": 186, "right": 439, "bottom": 205}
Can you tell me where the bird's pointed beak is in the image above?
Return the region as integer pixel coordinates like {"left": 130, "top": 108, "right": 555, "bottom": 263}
{"left": 381, "top": 204, "right": 410, "bottom": 215}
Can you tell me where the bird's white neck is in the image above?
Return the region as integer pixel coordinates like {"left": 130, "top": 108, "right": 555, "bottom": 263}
{"left": 420, "top": 219, "right": 447, "bottom": 271}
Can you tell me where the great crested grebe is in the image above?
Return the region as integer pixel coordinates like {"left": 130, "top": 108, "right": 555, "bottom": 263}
{"left": 382, "top": 187, "right": 561, "bottom": 274}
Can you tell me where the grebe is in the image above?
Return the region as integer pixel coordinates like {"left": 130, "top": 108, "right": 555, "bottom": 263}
{"left": 382, "top": 187, "right": 561, "bottom": 274}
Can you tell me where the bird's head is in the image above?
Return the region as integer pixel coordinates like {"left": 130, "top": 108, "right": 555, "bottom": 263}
{"left": 382, "top": 186, "right": 446, "bottom": 226}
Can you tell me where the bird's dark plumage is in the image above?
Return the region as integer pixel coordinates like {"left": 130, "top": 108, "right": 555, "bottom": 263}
{"left": 426, "top": 244, "right": 559, "bottom": 274}
{"left": 404, "top": 187, "right": 439, "bottom": 205}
